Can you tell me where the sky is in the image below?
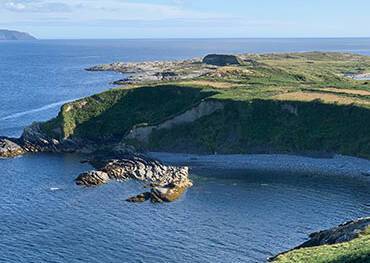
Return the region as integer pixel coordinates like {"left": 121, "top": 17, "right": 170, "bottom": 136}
{"left": 1, "top": 0, "right": 370, "bottom": 39}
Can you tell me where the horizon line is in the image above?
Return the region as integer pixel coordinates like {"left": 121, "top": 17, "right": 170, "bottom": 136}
{"left": 19, "top": 36, "right": 370, "bottom": 40}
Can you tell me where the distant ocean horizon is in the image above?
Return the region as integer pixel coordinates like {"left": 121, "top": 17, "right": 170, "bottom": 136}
{"left": 21, "top": 37, "right": 370, "bottom": 40}
{"left": 1, "top": 38, "right": 370, "bottom": 263}
{"left": 2, "top": 37, "right": 370, "bottom": 138}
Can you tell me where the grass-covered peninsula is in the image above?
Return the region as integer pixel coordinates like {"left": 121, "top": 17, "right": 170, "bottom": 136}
{"left": 274, "top": 231, "right": 370, "bottom": 263}
{"left": 40, "top": 52, "right": 370, "bottom": 158}
{"left": 272, "top": 220, "right": 370, "bottom": 263}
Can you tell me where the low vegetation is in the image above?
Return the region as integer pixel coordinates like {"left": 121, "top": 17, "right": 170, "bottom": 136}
{"left": 40, "top": 52, "right": 370, "bottom": 157}
{"left": 273, "top": 227, "right": 370, "bottom": 263}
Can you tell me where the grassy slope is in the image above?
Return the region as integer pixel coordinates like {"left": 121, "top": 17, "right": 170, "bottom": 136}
{"left": 41, "top": 85, "right": 215, "bottom": 141}
{"left": 273, "top": 228, "right": 370, "bottom": 263}
{"left": 40, "top": 52, "right": 370, "bottom": 157}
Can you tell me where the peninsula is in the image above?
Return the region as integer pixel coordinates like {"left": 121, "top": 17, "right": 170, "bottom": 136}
{"left": 0, "top": 29, "right": 36, "bottom": 40}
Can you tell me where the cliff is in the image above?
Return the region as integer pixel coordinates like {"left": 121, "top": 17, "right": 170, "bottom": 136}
{"left": 0, "top": 29, "right": 36, "bottom": 40}
{"left": 2, "top": 52, "right": 370, "bottom": 158}
{"left": 29, "top": 52, "right": 370, "bottom": 159}
{"left": 3, "top": 52, "right": 370, "bottom": 160}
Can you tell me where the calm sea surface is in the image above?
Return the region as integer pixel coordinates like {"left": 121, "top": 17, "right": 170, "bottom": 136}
{"left": 1, "top": 39, "right": 370, "bottom": 263}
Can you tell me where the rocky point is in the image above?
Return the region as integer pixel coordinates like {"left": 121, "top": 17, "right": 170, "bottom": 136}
{"left": 75, "top": 155, "right": 192, "bottom": 203}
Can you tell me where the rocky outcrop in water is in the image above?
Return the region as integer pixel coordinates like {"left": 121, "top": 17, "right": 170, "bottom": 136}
{"left": 269, "top": 217, "right": 370, "bottom": 261}
{"left": 75, "top": 171, "right": 110, "bottom": 186}
{"left": 0, "top": 123, "right": 97, "bottom": 157}
{"left": 0, "top": 138, "right": 24, "bottom": 158}
{"left": 75, "top": 155, "right": 192, "bottom": 203}
{"left": 1, "top": 122, "right": 192, "bottom": 203}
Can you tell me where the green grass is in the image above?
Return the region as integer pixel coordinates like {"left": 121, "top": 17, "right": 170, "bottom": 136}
{"left": 273, "top": 228, "right": 370, "bottom": 263}
{"left": 39, "top": 52, "right": 370, "bottom": 157}
{"left": 41, "top": 85, "right": 216, "bottom": 141}
{"left": 147, "top": 100, "right": 370, "bottom": 157}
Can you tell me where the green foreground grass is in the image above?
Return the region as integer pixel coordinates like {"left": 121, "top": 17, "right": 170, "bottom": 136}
{"left": 273, "top": 228, "right": 370, "bottom": 263}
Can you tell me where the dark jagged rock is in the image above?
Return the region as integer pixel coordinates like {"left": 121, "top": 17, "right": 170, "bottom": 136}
{"left": 1, "top": 122, "right": 99, "bottom": 158}
{"left": 154, "top": 71, "right": 178, "bottom": 80}
{"left": 126, "top": 192, "right": 151, "bottom": 203}
{"left": 20, "top": 122, "right": 97, "bottom": 154}
{"left": 75, "top": 171, "right": 110, "bottom": 186}
{"left": 0, "top": 138, "right": 24, "bottom": 158}
{"left": 297, "top": 217, "right": 370, "bottom": 248}
{"left": 202, "top": 54, "right": 243, "bottom": 66}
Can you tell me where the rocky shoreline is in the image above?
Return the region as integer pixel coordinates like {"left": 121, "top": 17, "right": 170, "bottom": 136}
{"left": 76, "top": 154, "right": 192, "bottom": 203}
{"left": 85, "top": 54, "right": 243, "bottom": 84}
{"left": 270, "top": 217, "right": 370, "bottom": 262}
{"left": 0, "top": 125, "right": 192, "bottom": 203}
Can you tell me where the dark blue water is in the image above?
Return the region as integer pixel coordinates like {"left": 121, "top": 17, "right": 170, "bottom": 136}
{"left": 1, "top": 39, "right": 370, "bottom": 263}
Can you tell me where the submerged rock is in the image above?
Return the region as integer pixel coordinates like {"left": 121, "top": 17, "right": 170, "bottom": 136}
{"left": 126, "top": 192, "right": 151, "bottom": 203}
{"left": 0, "top": 138, "right": 24, "bottom": 158}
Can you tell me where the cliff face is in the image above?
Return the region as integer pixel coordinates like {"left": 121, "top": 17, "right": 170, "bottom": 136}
{"left": 3, "top": 52, "right": 370, "bottom": 160}
{"left": 17, "top": 52, "right": 368, "bottom": 159}
{"left": 0, "top": 30, "right": 36, "bottom": 40}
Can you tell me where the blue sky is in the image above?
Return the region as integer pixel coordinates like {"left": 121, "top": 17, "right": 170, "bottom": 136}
{"left": 1, "top": 0, "right": 370, "bottom": 39}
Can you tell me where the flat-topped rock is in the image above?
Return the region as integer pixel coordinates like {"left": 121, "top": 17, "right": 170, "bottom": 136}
{"left": 202, "top": 54, "right": 243, "bottom": 66}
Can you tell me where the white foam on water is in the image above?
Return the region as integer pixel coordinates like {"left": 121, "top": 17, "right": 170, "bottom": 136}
{"left": 0, "top": 99, "right": 78, "bottom": 121}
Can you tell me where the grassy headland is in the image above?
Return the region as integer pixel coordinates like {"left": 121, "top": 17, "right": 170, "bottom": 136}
{"left": 34, "top": 52, "right": 370, "bottom": 262}
{"left": 39, "top": 52, "right": 370, "bottom": 158}
{"left": 273, "top": 227, "right": 370, "bottom": 263}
